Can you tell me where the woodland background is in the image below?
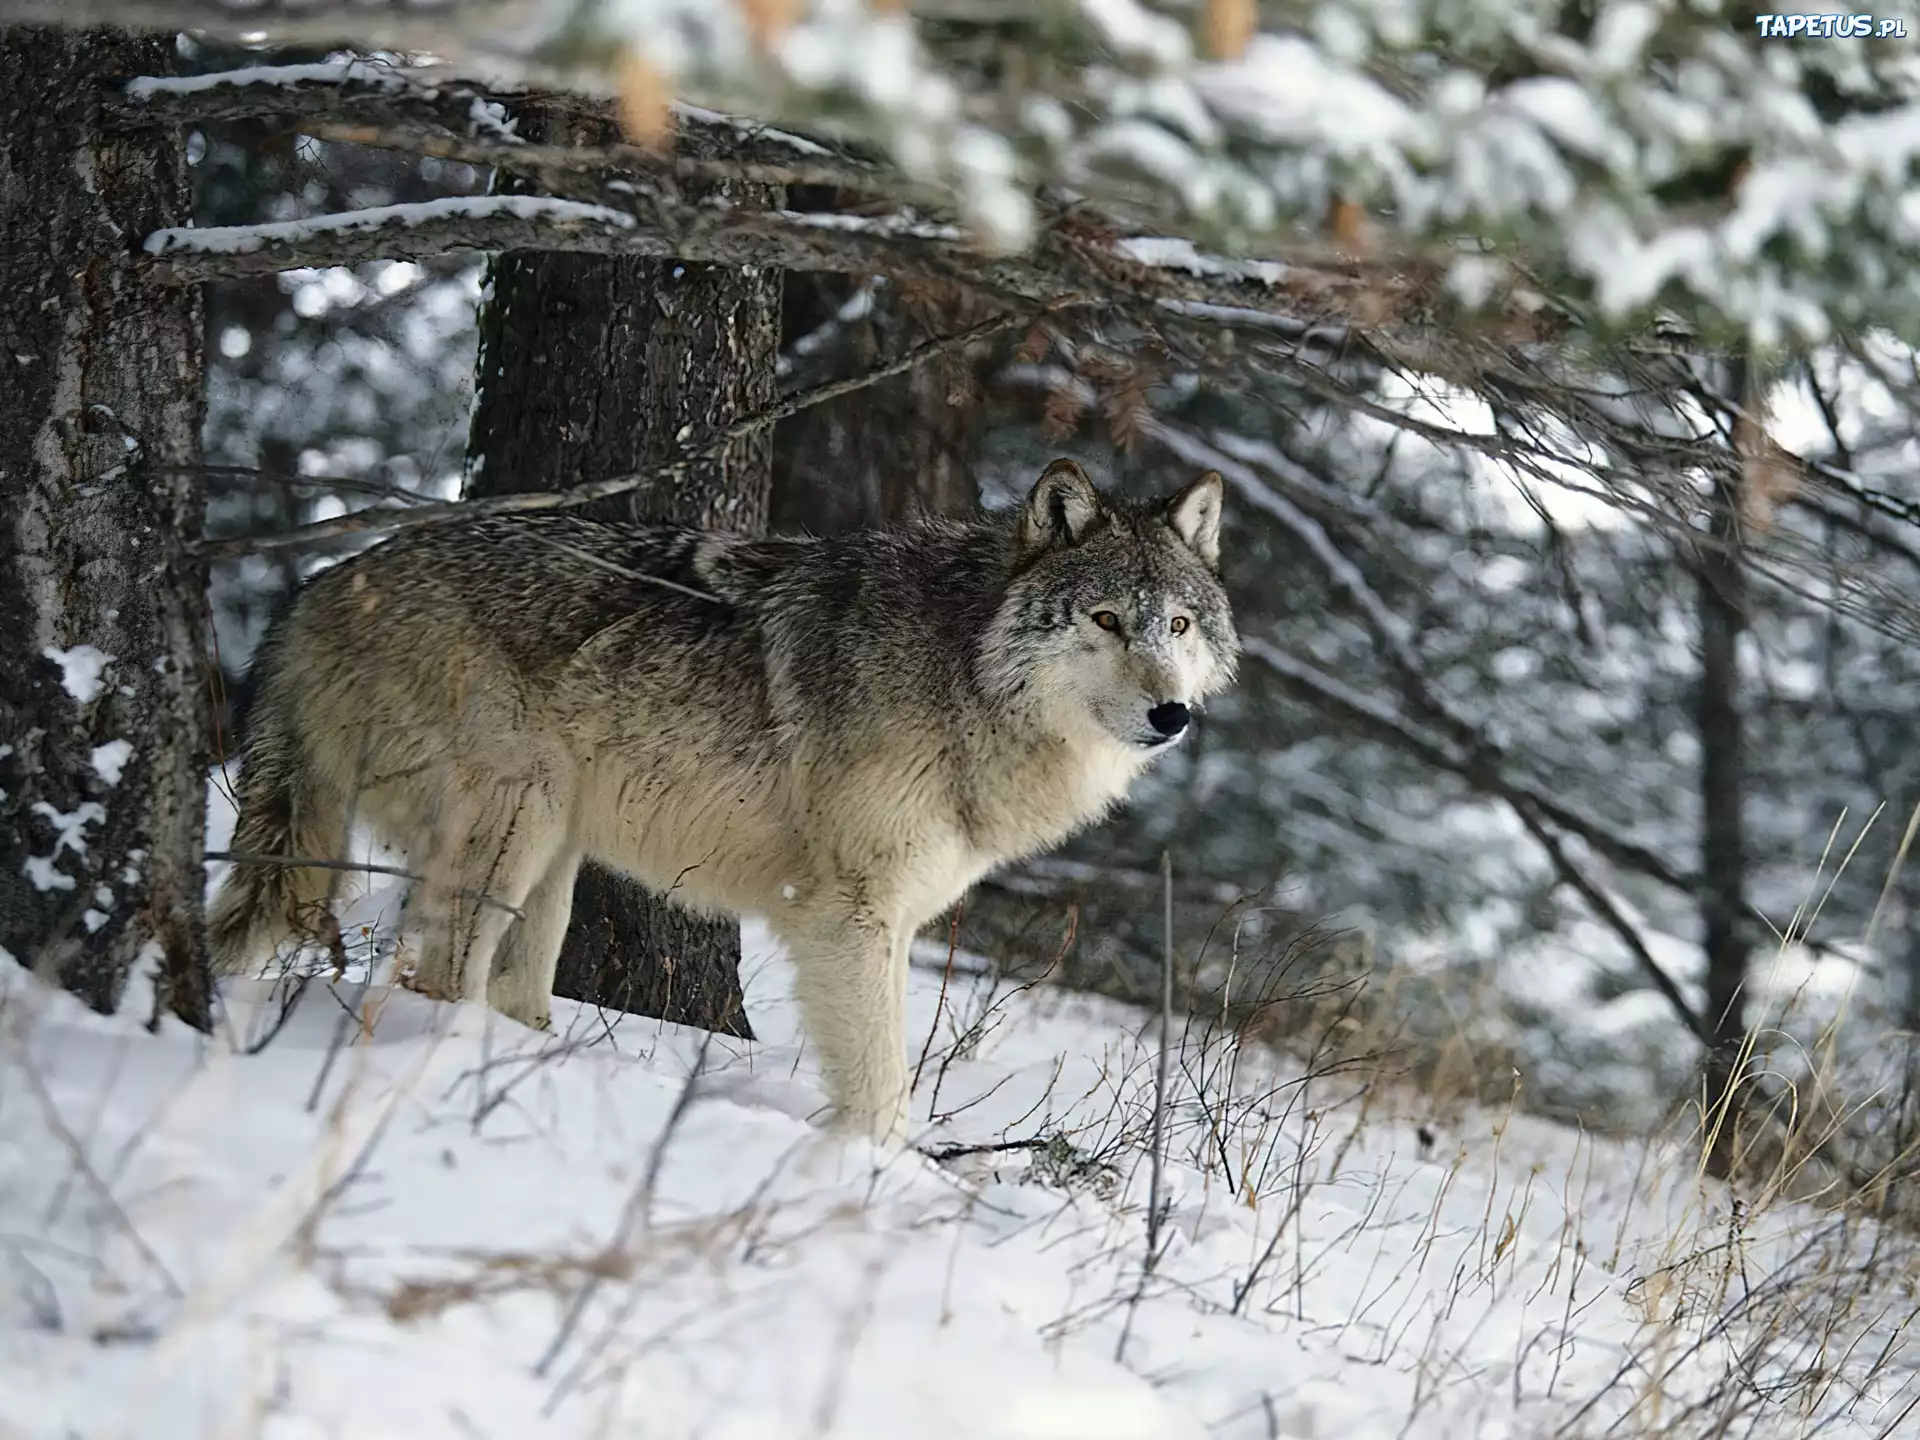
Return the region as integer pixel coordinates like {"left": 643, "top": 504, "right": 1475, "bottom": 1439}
{"left": 4, "top": 0, "right": 1920, "bottom": 1189}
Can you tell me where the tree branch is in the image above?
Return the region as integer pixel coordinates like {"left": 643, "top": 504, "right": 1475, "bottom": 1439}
{"left": 139, "top": 190, "right": 1434, "bottom": 366}
{"left": 198, "top": 303, "right": 1066, "bottom": 556}
{"left": 1239, "top": 638, "right": 1699, "bottom": 900}
{"left": 1503, "top": 797, "right": 1713, "bottom": 1047}
{"left": 1243, "top": 639, "right": 1712, "bottom": 1045}
{"left": 142, "top": 195, "right": 951, "bottom": 285}
{"left": 112, "top": 65, "right": 919, "bottom": 204}
{"left": 206, "top": 851, "right": 524, "bottom": 918}
{"left": 119, "top": 64, "right": 1464, "bottom": 362}
{"left": 0, "top": 0, "right": 503, "bottom": 50}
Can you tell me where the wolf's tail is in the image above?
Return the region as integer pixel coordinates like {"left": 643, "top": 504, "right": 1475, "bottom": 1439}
{"left": 207, "top": 658, "right": 345, "bottom": 975}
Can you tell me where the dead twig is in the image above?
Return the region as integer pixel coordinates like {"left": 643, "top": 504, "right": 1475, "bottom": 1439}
{"left": 912, "top": 902, "right": 965, "bottom": 1095}
{"left": 536, "top": 1031, "right": 714, "bottom": 1391}
{"left": 207, "top": 850, "right": 524, "bottom": 919}
{"left": 1115, "top": 847, "right": 1177, "bottom": 1364}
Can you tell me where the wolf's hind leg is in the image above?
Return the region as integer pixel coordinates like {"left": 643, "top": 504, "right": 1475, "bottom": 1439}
{"left": 774, "top": 901, "right": 910, "bottom": 1143}
{"left": 484, "top": 850, "right": 581, "bottom": 1030}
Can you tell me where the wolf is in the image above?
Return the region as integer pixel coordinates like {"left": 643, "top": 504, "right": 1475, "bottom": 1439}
{"left": 208, "top": 458, "right": 1240, "bottom": 1141}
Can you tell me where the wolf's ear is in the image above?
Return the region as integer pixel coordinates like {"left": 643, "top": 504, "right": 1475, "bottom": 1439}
{"left": 1019, "top": 458, "right": 1104, "bottom": 557}
{"left": 1166, "top": 471, "right": 1224, "bottom": 569}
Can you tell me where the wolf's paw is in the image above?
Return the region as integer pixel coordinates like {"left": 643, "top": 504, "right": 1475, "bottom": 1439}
{"left": 485, "top": 996, "right": 553, "bottom": 1034}
{"left": 827, "top": 1098, "right": 914, "bottom": 1152}
{"left": 397, "top": 968, "right": 458, "bottom": 1005}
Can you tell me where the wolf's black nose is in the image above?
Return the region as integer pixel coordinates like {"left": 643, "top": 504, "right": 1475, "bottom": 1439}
{"left": 1147, "top": 701, "right": 1190, "bottom": 737}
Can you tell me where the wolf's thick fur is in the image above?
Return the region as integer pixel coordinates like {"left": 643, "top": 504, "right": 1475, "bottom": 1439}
{"left": 209, "top": 460, "right": 1239, "bottom": 1140}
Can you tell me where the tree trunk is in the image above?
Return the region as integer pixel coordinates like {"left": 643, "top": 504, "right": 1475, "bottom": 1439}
{"left": 464, "top": 106, "right": 778, "bottom": 1037}
{"left": 0, "top": 27, "right": 211, "bottom": 1026}
{"left": 1698, "top": 390, "right": 1755, "bottom": 1180}
{"left": 770, "top": 270, "right": 982, "bottom": 535}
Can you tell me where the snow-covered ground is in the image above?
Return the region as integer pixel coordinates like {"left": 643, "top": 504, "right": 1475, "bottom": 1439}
{"left": 3, "top": 885, "right": 1918, "bottom": 1436}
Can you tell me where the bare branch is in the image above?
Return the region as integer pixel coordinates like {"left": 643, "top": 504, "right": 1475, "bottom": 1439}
{"left": 1238, "top": 640, "right": 1698, "bottom": 899}
{"left": 1115, "top": 847, "right": 1180, "bottom": 1363}
{"left": 1242, "top": 640, "right": 1713, "bottom": 1045}
{"left": 1504, "top": 800, "right": 1714, "bottom": 1047}
{"left": 5, "top": 1041, "right": 184, "bottom": 1301}
{"left": 198, "top": 303, "right": 1062, "bottom": 556}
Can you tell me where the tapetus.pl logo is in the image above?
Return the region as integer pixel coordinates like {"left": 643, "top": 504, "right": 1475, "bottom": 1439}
{"left": 1753, "top": 13, "right": 1909, "bottom": 35}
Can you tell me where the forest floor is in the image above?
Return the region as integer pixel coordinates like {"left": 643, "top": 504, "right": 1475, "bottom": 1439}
{"left": 2, "top": 809, "right": 1917, "bottom": 1437}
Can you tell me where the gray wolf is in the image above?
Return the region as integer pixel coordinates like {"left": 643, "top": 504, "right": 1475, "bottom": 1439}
{"left": 208, "top": 458, "right": 1240, "bottom": 1141}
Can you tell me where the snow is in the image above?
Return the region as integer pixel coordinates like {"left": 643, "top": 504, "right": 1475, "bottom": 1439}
{"left": 42, "top": 644, "right": 113, "bottom": 704}
{"left": 20, "top": 800, "right": 107, "bottom": 893}
{"left": 89, "top": 740, "right": 133, "bottom": 788}
{"left": 775, "top": 209, "right": 967, "bottom": 243}
{"left": 1075, "top": 0, "right": 1193, "bottom": 68}
{"left": 1503, "top": 76, "right": 1634, "bottom": 169}
{"left": 144, "top": 196, "right": 637, "bottom": 258}
{"left": 1197, "top": 34, "right": 1413, "bottom": 154}
{"left": 672, "top": 102, "right": 832, "bottom": 158}
{"left": 124, "top": 59, "right": 414, "bottom": 98}
{"left": 1116, "top": 237, "right": 1286, "bottom": 285}
{"left": 3, "top": 870, "right": 1915, "bottom": 1435}
{"left": 21, "top": 855, "right": 74, "bottom": 893}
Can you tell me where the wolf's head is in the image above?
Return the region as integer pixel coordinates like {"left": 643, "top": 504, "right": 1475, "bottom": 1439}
{"left": 982, "top": 458, "right": 1241, "bottom": 752}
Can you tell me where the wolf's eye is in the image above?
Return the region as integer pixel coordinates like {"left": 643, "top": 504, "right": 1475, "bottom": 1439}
{"left": 1169, "top": 616, "right": 1191, "bottom": 636}
{"left": 1092, "top": 610, "right": 1121, "bottom": 632}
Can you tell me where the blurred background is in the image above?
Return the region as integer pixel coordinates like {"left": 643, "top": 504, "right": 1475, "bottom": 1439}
{"left": 187, "top": 35, "right": 1920, "bottom": 1157}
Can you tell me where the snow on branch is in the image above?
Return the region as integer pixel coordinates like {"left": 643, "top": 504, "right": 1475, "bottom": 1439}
{"left": 143, "top": 195, "right": 640, "bottom": 272}
{"left": 59, "top": 0, "right": 1920, "bottom": 344}
{"left": 139, "top": 183, "right": 1484, "bottom": 381}
{"left": 113, "top": 63, "right": 910, "bottom": 201}
{"left": 125, "top": 57, "right": 431, "bottom": 101}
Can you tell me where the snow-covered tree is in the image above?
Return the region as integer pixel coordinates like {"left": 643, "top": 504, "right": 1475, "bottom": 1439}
{"left": 14, "top": 0, "right": 1920, "bottom": 347}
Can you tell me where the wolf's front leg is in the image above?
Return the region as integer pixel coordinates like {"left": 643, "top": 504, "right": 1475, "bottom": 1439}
{"left": 775, "top": 903, "right": 910, "bottom": 1144}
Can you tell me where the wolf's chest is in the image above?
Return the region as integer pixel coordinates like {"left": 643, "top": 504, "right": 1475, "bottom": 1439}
{"left": 818, "top": 724, "right": 1147, "bottom": 928}
{"left": 955, "top": 732, "right": 1144, "bottom": 864}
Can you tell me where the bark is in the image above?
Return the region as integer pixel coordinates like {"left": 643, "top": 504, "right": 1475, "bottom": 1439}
{"left": 0, "top": 26, "right": 211, "bottom": 1025}
{"left": 771, "top": 268, "right": 982, "bottom": 534}
{"left": 464, "top": 104, "right": 779, "bottom": 1038}
{"left": 1699, "top": 425, "right": 1754, "bottom": 1180}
